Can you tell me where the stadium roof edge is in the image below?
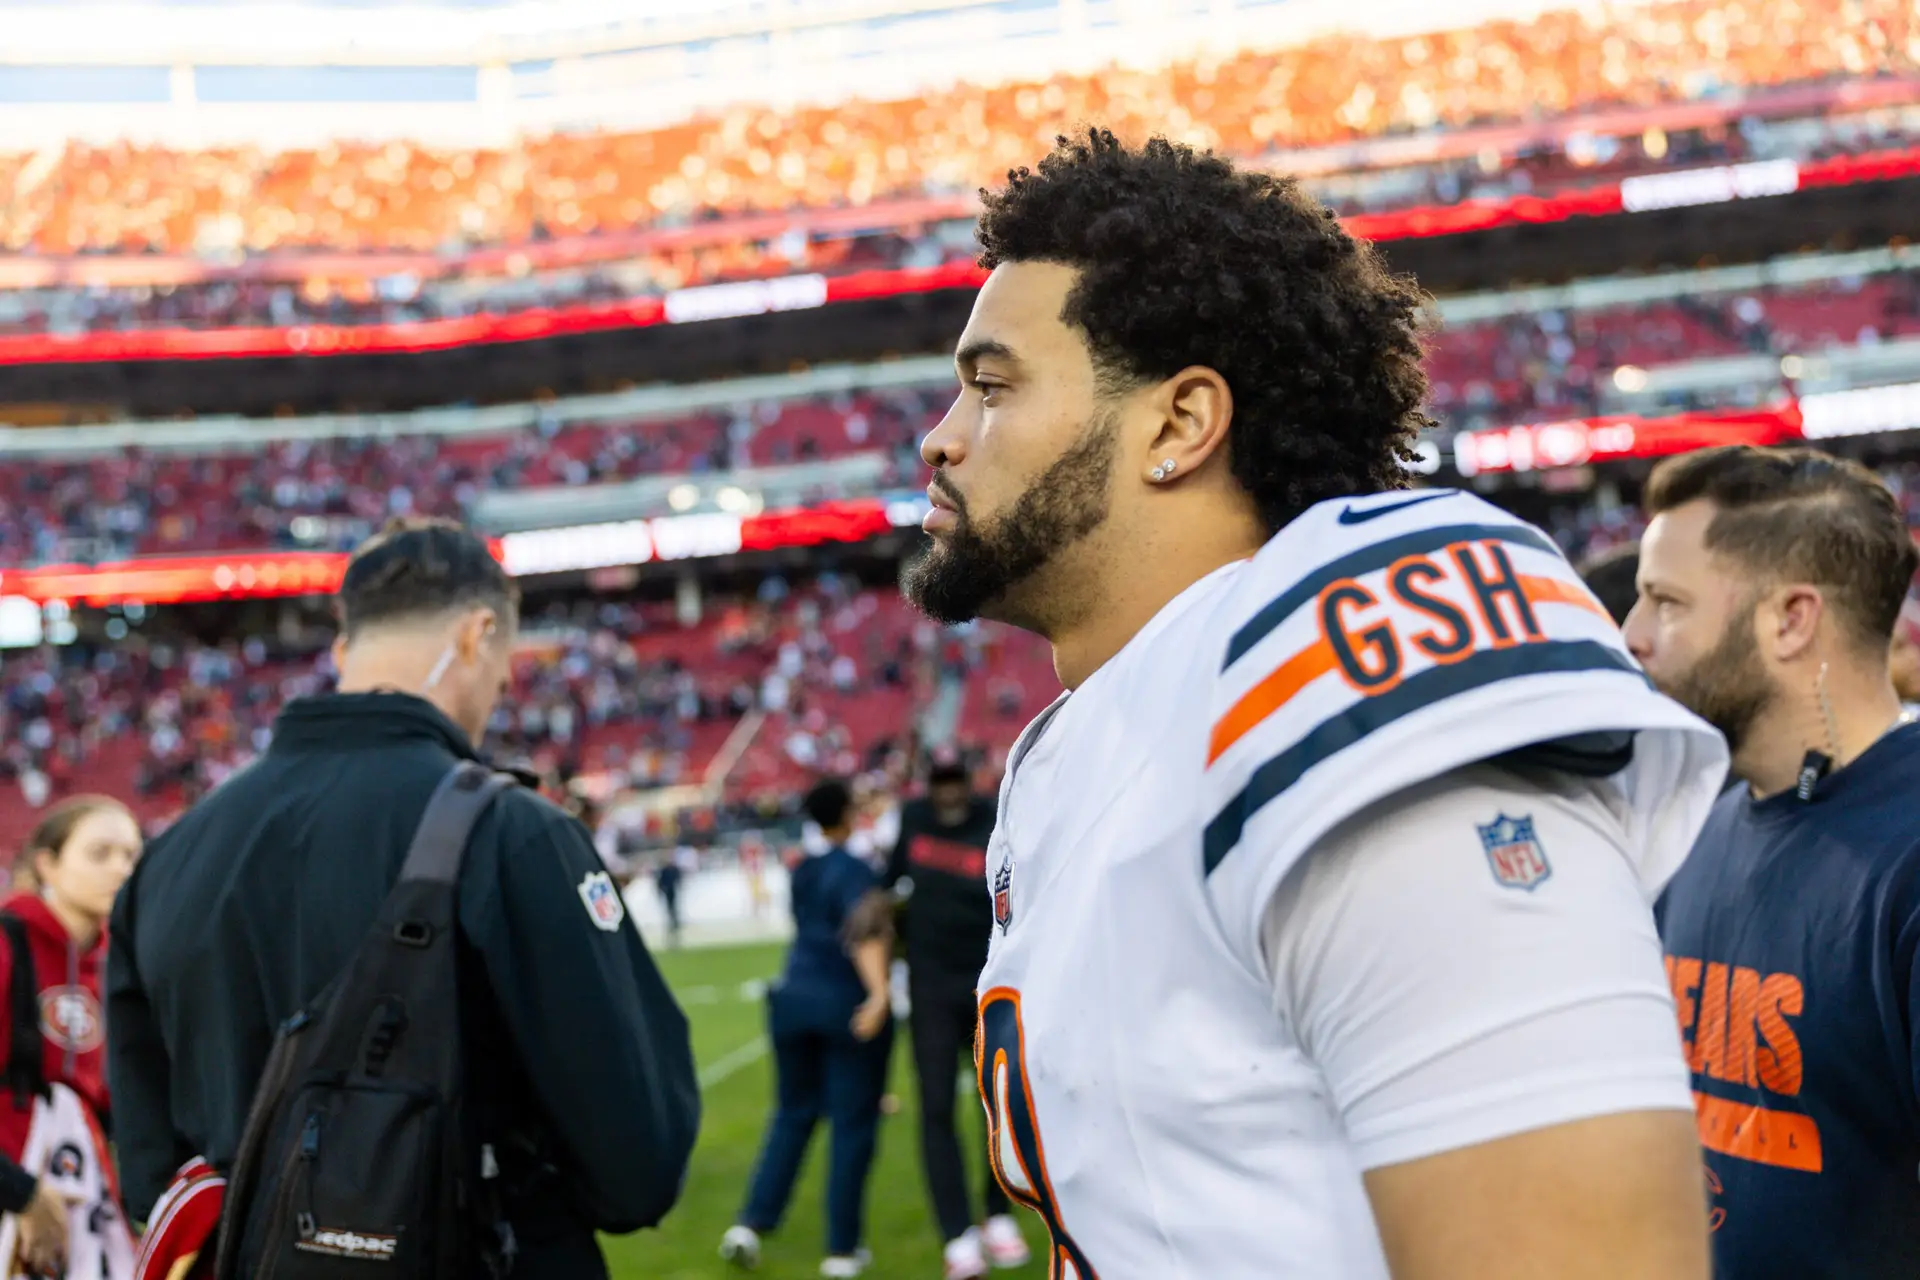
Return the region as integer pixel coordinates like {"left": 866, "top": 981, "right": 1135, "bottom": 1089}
{"left": 0, "top": 0, "right": 1646, "bottom": 70}
{"left": 0, "top": 0, "right": 1050, "bottom": 65}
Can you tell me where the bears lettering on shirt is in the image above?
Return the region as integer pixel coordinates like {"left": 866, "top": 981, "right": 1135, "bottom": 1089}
{"left": 1665, "top": 956, "right": 1818, "bottom": 1174}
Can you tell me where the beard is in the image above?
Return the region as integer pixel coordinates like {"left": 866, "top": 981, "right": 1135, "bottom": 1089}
{"left": 1658, "top": 602, "right": 1777, "bottom": 756}
{"left": 903, "top": 410, "right": 1119, "bottom": 626}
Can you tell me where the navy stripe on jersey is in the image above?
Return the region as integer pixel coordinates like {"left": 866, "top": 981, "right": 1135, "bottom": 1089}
{"left": 1223, "top": 523, "right": 1564, "bottom": 669}
{"left": 1202, "top": 639, "right": 1642, "bottom": 875}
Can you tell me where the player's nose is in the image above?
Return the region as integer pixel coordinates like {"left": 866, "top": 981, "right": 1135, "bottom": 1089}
{"left": 922, "top": 396, "right": 969, "bottom": 470}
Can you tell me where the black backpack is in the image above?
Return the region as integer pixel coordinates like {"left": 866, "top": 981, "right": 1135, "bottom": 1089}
{"left": 215, "top": 762, "right": 517, "bottom": 1280}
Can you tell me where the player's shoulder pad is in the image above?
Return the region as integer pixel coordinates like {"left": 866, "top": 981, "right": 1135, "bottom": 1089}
{"left": 1197, "top": 489, "right": 1687, "bottom": 980}
{"left": 1203, "top": 487, "right": 1620, "bottom": 828}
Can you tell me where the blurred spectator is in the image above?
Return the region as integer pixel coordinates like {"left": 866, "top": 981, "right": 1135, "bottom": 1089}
{"left": 653, "top": 852, "right": 685, "bottom": 947}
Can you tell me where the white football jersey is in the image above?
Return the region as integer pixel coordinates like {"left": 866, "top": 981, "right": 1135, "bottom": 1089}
{"left": 975, "top": 490, "right": 1728, "bottom": 1279}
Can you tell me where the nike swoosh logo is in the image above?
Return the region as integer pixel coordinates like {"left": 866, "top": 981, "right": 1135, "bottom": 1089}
{"left": 1336, "top": 492, "right": 1454, "bottom": 525}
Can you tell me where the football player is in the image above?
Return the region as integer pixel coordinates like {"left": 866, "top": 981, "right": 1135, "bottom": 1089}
{"left": 902, "top": 130, "right": 1728, "bottom": 1280}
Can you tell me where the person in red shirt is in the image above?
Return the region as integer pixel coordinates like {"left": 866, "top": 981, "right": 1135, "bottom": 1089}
{"left": 0, "top": 796, "right": 140, "bottom": 1276}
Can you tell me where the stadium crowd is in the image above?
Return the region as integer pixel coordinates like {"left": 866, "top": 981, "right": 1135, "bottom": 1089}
{"left": 0, "top": 570, "right": 1043, "bottom": 850}
{"left": 1307, "top": 100, "right": 1916, "bottom": 214}
{"left": 0, "top": 104, "right": 1911, "bottom": 336}
{"left": 0, "top": 385, "right": 946, "bottom": 561}
{"left": 1430, "top": 268, "right": 1920, "bottom": 423}
{"left": 0, "top": 0, "right": 1906, "bottom": 262}
{"left": 3, "top": 269, "right": 1914, "bottom": 562}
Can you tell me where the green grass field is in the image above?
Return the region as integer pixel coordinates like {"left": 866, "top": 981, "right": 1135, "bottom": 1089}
{"left": 602, "top": 942, "right": 1046, "bottom": 1280}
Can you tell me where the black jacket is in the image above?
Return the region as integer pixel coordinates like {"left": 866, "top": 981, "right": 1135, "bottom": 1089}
{"left": 106, "top": 693, "right": 700, "bottom": 1277}
{"left": 883, "top": 796, "right": 998, "bottom": 985}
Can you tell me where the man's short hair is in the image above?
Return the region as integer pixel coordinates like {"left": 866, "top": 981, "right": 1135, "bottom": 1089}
{"left": 804, "top": 779, "right": 853, "bottom": 831}
{"left": 1577, "top": 542, "right": 1640, "bottom": 627}
{"left": 974, "top": 129, "right": 1434, "bottom": 534}
{"left": 337, "top": 517, "right": 518, "bottom": 640}
{"left": 1642, "top": 445, "right": 1918, "bottom": 650}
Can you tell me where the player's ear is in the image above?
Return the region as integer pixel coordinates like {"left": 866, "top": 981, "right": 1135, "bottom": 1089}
{"left": 1142, "top": 366, "right": 1233, "bottom": 484}
{"left": 455, "top": 607, "right": 498, "bottom": 662}
{"left": 1767, "top": 583, "right": 1824, "bottom": 663}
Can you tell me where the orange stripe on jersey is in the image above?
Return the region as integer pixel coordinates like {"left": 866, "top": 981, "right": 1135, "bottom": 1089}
{"left": 1518, "top": 573, "right": 1611, "bottom": 620}
{"left": 1206, "top": 638, "right": 1336, "bottom": 765}
{"left": 1693, "top": 1091, "right": 1823, "bottom": 1173}
{"left": 1207, "top": 568, "right": 1610, "bottom": 767}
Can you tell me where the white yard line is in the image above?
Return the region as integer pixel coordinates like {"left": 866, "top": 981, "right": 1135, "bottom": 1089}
{"left": 676, "top": 979, "right": 767, "bottom": 1006}
{"left": 698, "top": 1036, "right": 771, "bottom": 1091}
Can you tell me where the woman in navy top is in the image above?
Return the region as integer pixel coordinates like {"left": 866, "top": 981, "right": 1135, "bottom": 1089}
{"left": 722, "top": 780, "right": 894, "bottom": 1277}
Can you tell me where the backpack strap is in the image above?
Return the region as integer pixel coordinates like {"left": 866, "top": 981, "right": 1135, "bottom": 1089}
{"left": 392, "top": 762, "right": 518, "bottom": 1274}
{"left": 214, "top": 762, "right": 518, "bottom": 1280}
{"left": 0, "top": 913, "right": 42, "bottom": 1106}
{"left": 399, "top": 762, "right": 516, "bottom": 888}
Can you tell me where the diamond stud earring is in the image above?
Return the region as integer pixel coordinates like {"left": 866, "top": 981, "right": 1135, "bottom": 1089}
{"left": 1151, "top": 459, "right": 1177, "bottom": 481}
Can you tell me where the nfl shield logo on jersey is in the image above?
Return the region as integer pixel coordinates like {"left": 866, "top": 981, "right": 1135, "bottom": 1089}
{"left": 577, "top": 871, "right": 627, "bottom": 931}
{"left": 1476, "top": 814, "right": 1551, "bottom": 891}
{"left": 993, "top": 858, "right": 1013, "bottom": 934}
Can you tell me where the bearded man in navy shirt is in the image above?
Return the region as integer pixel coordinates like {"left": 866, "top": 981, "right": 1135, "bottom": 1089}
{"left": 1626, "top": 445, "right": 1920, "bottom": 1279}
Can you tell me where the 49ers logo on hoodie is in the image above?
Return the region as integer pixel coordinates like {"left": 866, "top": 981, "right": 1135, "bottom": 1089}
{"left": 40, "top": 986, "right": 102, "bottom": 1053}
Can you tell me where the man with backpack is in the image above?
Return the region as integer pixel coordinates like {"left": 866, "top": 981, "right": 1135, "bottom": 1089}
{"left": 106, "top": 518, "right": 701, "bottom": 1279}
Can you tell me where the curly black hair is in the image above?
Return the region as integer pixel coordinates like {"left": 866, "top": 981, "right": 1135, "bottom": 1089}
{"left": 976, "top": 129, "right": 1434, "bottom": 533}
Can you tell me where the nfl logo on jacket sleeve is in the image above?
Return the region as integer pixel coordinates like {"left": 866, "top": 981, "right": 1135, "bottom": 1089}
{"left": 1476, "top": 814, "right": 1551, "bottom": 890}
{"left": 993, "top": 858, "right": 1013, "bottom": 934}
{"left": 577, "top": 871, "right": 627, "bottom": 931}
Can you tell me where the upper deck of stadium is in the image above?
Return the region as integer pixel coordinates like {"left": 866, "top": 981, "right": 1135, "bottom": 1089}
{"left": 0, "top": 0, "right": 1908, "bottom": 259}
{"left": 0, "top": 0, "right": 1829, "bottom": 149}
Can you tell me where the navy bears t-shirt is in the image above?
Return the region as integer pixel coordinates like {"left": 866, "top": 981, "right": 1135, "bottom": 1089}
{"left": 772, "top": 845, "right": 876, "bottom": 1034}
{"left": 1658, "top": 720, "right": 1920, "bottom": 1279}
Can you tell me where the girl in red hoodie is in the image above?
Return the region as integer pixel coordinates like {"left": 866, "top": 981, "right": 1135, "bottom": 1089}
{"left": 0, "top": 796, "right": 140, "bottom": 1277}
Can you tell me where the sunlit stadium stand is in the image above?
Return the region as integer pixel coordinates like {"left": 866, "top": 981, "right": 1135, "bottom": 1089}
{"left": 0, "top": 0, "right": 1913, "bottom": 257}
